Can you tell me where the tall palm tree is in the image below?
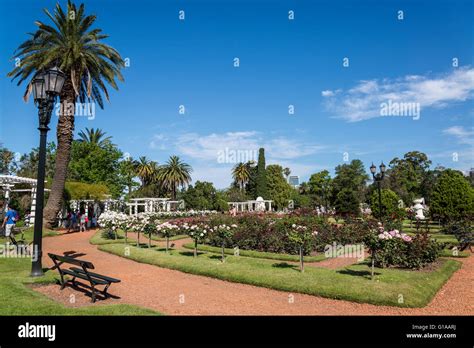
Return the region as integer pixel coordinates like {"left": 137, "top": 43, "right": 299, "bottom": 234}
{"left": 232, "top": 162, "right": 250, "bottom": 192}
{"left": 78, "top": 127, "right": 112, "bottom": 147}
{"left": 135, "top": 156, "right": 157, "bottom": 187}
{"left": 158, "top": 156, "right": 192, "bottom": 200}
{"left": 8, "top": 1, "right": 125, "bottom": 228}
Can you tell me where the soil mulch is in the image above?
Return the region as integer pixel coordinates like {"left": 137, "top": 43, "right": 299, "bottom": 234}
{"left": 33, "top": 229, "right": 473, "bottom": 315}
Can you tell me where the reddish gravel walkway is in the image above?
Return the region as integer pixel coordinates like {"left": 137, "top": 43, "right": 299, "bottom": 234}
{"left": 36, "top": 230, "right": 473, "bottom": 315}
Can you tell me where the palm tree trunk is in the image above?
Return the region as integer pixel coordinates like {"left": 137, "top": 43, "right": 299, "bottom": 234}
{"left": 43, "top": 81, "right": 75, "bottom": 229}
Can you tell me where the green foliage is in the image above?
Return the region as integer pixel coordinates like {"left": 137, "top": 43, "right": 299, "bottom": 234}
{"left": 255, "top": 148, "right": 268, "bottom": 198}
{"left": 266, "top": 164, "right": 293, "bottom": 210}
{"left": 430, "top": 169, "right": 474, "bottom": 224}
{"left": 68, "top": 139, "right": 124, "bottom": 198}
{"left": 308, "top": 170, "right": 332, "bottom": 206}
{"left": 334, "top": 188, "right": 360, "bottom": 215}
{"left": 370, "top": 189, "right": 405, "bottom": 219}
{"left": 0, "top": 146, "right": 17, "bottom": 175}
{"left": 386, "top": 151, "right": 432, "bottom": 205}
{"left": 157, "top": 156, "right": 192, "bottom": 200}
{"left": 16, "top": 142, "right": 56, "bottom": 179}
{"left": 65, "top": 181, "right": 109, "bottom": 200}
{"left": 332, "top": 160, "right": 368, "bottom": 214}
{"left": 182, "top": 181, "right": 225, "bottom": 211}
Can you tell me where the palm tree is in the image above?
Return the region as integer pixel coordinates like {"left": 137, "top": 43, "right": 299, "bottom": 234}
{"left": 8, "top": 1, "right": 125, "bottom": 228}
{"left": 283, "top": 167, "right": 291, "bottom": 183}
{"left": 135, "top": 156, "right": 157, "bottom": 187}
{"left": 78, "top": 128, "right": 112, "bottom": 147}
{"left": 158, "top": 156, "right": 192, "bottom": 200}
{"left": 232, "top": 162, "right": 250, "bottom": 192}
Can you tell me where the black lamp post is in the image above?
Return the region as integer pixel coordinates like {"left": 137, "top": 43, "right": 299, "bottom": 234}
{"left": 370, "top": 162, "right": 386, "bottom": 220}
{"left": 31, "top": 66, "right": 65, "bottom": 277}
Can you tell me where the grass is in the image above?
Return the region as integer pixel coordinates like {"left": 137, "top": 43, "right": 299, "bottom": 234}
{"left": 99, "top": 242, "right": 461, "bottom": 308}
{"left": 182, "top": 243, "right": 326, "bottom": 262}
{"left": 90, "top": 229, "right": 187, "bottom": 246}
{"left": 0, "top": 257, "right": 159, "bottom": 315}
{"left": 0, "top": 226, "right": 59, "bottom": 244}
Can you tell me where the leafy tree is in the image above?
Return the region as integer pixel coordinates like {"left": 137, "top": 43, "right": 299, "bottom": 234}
{"left": 266, "top": 164, "right": 293, "bottom": 210}
{"left": 244, "top": 161, "right": 258, "bottom": 198}
{"left": 68, "top": 140, "right": 123, "bottom": 198}
{"left": 65, "top": 181, "right": 109, "bottom": 200}
{"left": 334, "top": 188, "right": 359, "bottom": 215}
{"left": 158, "top": 156, "right": 192, "bottom": 200}
{"left": 182, "top": 181, "right": 226, "bottom": 211}
{"left": 386, "top": 151, "right": 432, "bottom": 205}
{"left": 16, "top": 143, "right": 56, "bottom": 179}
{"left": 118, "top": 157, "right": 139, "bottom": 196}
{"left": 430, "top": 169, "right": 474, "bottom": 224}
{"left": 0, "top": 146, "right": 16, "bottom": 174}
{"left": 332, "top": 160, "right": 368, "bottom": 214}
{"left": 255, "top": 148, "right": 268, "bottom": 198}
{"left": 308, "top": 170, "right": 332, "bottom": 206}
{"left": 9, "top": 1, "right": 125, "bottom": 228}
{"left": 370, "top": 189, "right": 404, "bottom": 219}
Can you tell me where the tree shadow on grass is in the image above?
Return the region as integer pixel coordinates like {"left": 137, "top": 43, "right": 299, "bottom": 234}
{"left": 272, "top": 262, "right": 299, "bottom": 272}
{"left": 178, "top": 251, "right": 205, "bottom": 257}
{"left": 337, "top": 269, "right": 380, "bottom": 279}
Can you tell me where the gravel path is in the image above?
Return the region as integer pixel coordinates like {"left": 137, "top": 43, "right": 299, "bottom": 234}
{"left": 35, "top": 230, "right": 473, "bottom": 315}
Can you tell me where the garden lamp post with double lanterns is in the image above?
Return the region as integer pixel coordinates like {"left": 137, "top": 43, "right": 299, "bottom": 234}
{"left": 370, "top": 162, "right": 386, "bottom": 221}
{"left": 30, "top": 66, "right": 66, "bottom": 277}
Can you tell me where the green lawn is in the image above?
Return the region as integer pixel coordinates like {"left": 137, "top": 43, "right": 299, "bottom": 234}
{"left": 182, "top": 243, "right": 326, "bottom": 262}
{"left": 0, "top": 257, "right": 159, "bottom": 315}
{"left": 99, "top": 242, "right": 461, "bottom": 308}
{"left": 0, "top": 226, "right": 59, "bottom": 244}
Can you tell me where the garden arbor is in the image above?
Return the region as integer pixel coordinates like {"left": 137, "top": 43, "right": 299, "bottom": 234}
{"left": 127, "top": 198, "right": 185, "bottom": 216}
{"left": 0, "top": 174, "right": 48, "bottom": 225}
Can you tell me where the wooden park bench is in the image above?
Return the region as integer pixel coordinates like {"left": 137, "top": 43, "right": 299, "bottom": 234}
{"left": 48, "top": 253, "right": 121, "bottom": 303}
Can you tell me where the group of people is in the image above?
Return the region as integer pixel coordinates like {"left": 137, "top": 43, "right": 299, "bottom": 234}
{"left": 65, "top": 210, "right": 98, "bottom": 232}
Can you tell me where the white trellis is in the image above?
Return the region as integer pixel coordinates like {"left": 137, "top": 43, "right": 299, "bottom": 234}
{"left": 228, "top": 197, "right": 273, "bottom": 212}
{"left": 0, "top": 174, "right": 48, "bottom": 226}
{"left": 126, "top": 198, "right": 185, "bottom": 216}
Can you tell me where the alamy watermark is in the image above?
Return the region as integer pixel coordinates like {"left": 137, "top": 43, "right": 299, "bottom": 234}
{"left": 217, "top": 147, "right": 257, "bottom": 164}
{"left": 55, "top": 101, "right": 96, "bottom": 120}
{"left": 324, "top": 242, "right": 365, "bottom": 261}
{"left": 380, "top": 99, "right": 420, "bottom": 120}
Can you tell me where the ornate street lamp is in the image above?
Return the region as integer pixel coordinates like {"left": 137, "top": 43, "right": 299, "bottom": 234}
{"left": 370, "top": 162, "right": 386, "bottom": 220}
{"left": 31, "top": 66, "right": 65, "bottom": 277}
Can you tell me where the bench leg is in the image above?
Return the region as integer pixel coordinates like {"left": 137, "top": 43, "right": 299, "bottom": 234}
{"left": 90, "top": 284, "right": 97, "bottom": 303}
{"left": 102, "top": 283, "right": 111, "bottom": 298}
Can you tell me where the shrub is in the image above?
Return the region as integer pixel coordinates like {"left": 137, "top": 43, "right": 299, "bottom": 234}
{"left": 365, "top": 227, "right": 442, "bottom": 270}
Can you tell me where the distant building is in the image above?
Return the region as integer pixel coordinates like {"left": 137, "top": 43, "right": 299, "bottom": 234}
{"left": 289, "top": 175, "right": 299, "bottom": 187}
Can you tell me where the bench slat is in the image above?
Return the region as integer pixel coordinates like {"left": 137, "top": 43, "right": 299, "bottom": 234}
{"left": 70, "top": 267, "right": 121, "bottom": 283}
{"left": 61, "top": 269, "right": 109, "bottom": 285}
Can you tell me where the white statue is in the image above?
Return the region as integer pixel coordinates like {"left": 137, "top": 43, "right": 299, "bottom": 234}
{"left": 255, "top": 196, "right": 266, "bottom": 212}
{"left": 412, "top": 198, "right": 426, "bottom": 220}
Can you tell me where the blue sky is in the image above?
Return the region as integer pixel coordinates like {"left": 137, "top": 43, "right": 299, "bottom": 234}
{"left": 0, "top": 0, "right": 473, "bottom": 188}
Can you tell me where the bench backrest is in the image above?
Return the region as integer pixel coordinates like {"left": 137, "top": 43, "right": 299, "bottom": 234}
{"left": 48, "top": 253, "right": 95, "bottom": 269}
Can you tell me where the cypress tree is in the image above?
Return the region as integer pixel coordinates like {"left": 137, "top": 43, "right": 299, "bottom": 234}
{"left": 255, "top": 148, "right": 268, "bottom": 198}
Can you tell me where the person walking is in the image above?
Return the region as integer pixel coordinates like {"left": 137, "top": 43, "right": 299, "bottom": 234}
{"left": 79, "top": 213, "right": 86, "bottom": 232}
{"left": 2, "top": 205, "right": 19, "bottom": 240}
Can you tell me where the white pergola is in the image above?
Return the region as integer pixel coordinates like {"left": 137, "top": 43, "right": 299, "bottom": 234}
{"left": 0, "top": 174, "right": 48, "bottom": 226}
{"left": 228, "top": 198, "right": 273, "bottom": 212}
{"left": 127, "top": 198, "right": 185, "bottom": 216}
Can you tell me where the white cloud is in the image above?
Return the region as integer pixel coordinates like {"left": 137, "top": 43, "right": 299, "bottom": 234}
{"left": 443, "top": 126, "right": 474, "bottom": 145}
{"left": 322, "top": 67, "right": 474, "bottom": 122}
{"left": 152, "top": 131, "right": 327, "bottom": 163}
